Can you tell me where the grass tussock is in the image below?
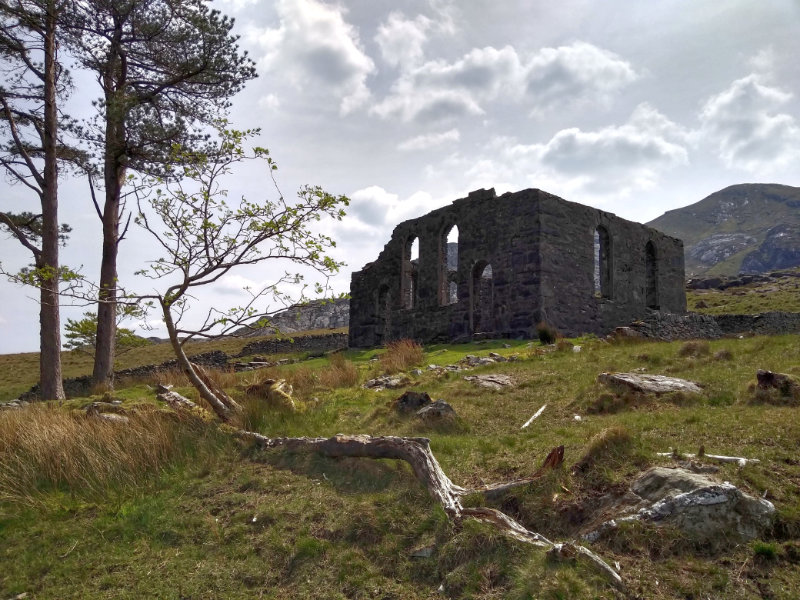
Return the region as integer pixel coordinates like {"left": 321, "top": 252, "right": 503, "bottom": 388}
{"left": 677, "top": 340, "right": 711, "bottom": 358}
{"left": 380, "top": 339, "right": 424, "bottom": 374}
{"left": 572, "top": 426, "right": 637, "bottom": 484}
{"left": 536, "top": 321, "right": 560, "bottom": 345}
{"left": 0, "top": 404, "right": 192, "bottom": 504}
{"left": 318, "top": 352, "right": 360, "bottom": 388}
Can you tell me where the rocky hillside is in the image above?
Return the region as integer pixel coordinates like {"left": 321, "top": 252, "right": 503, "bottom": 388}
{"left": 236, "top": 298, "right": 349, "bottom": 337}
{"left": 647, "top": 183, "right": 800, "bottom": 277}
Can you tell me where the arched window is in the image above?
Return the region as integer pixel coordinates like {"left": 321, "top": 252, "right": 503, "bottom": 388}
{"left": 471, "top": 260, "right": 494, "bottom": 333}
{"left": 402, "top": 236, "right": 419, "bottom": 309}
{"left": 645, "top": 241, "right": 658, "bottom": 309}
{"left": 594, "top": 226, "right": 612, "bottom": 298}
{"left": 439, "top": 224, "right": 459, "bottom": 305}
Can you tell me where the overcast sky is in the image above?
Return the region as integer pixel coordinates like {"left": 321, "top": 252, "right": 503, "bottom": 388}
{"left": 2, "top": 0, "right": 800, "bottom": 354}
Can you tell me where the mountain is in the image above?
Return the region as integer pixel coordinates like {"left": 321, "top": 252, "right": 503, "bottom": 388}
{"left": 647, "top": 183, "right": 800, "bottom": 277}
{"left": 235, "top": 298, "right": 349, "bottom": 337}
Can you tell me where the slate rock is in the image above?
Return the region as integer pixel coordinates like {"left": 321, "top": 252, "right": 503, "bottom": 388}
{"left": 598, "top": 372, "right": 703, "bottom": 395}
{"left": 629, "top": 467, "right": 775, "bottom": 541}
{"left": 463, "top": 374, "right": 515, "bottom": 390}
{"left": 393, "top": 391, "right": 432, "bottom": 412}
{"left": 416, "top": 400, "right": 456, "bottom": 420}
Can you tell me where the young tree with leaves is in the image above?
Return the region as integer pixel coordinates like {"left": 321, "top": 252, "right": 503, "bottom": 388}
{"left": 134, "top": 125, "right": 348, "bottom": 420}
{"left": 0, "top": 0, "right": 71, "bottom": 399}
{"left": 63, "top": 0, "right": 257, "bottom": 389}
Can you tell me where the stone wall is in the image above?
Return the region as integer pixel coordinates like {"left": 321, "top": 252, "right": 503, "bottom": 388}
{"left": 19, "top": 333, "right": 349, "bottom": 401}
{"left": 349, "top": 187, "right": 686, "bottom": 347}
{"left": 624, "top": 310, "right": 800, "bottom": 340}
{"left": 714, "top": 312, "right": 800, "bottom": 336}
{"left": 238, "top": 332, "right": 348, "bottom": 357}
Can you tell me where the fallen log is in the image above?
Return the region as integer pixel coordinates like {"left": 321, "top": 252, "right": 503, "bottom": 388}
{"left": 235, "top": 431, "right": 622, "bottom": 589}
{"left": 163, "top": 390, "right": 622, "bottom": 589}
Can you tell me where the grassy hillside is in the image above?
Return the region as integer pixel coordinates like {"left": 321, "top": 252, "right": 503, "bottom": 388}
{"left": 687, "top": 270, "right": 800, "bottom": 314}
{"left": 3, "top": 333, "right": 800, "bottom": 598}
{"left": 647, "top": 183, "right": 800, "bottom": 277}
{"left": 0, "top": 328, "right": 347, "bottom": 402}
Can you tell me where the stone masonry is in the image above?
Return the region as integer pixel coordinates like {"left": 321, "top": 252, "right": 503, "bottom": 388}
{"left": 349, "top": 188, "right": 686, "bottom": 347}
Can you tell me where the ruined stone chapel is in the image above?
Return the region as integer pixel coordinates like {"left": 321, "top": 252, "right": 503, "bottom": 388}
{"left": 348, "top": 188, "right": 686, "bottom": 347}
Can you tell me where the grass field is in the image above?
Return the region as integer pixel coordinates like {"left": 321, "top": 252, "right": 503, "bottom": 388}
{"left": 3, "top": 331, "right": 800, "bottom": 598}
{"left": 687, "top": 270, "right": 800, "bottom": 315}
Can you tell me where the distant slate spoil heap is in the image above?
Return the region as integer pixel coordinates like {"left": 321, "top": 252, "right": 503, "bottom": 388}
{"left": 349, "top": 188, "right": 686, "bottom": 347}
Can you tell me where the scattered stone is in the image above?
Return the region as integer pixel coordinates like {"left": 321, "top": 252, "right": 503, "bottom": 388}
{"left": 572, "top": 345, "right": 582, "bottom": 353}
{"left": 598, "top": 372, "right": 703, "bottom": 395}
{"left": 756, "top": 369, "right": 800, "bottom": 396}
{"left": 461, "top": 354, "right": 496, "bottom": 367}
{"left": 409, "top": 545, "right": 434, "bottom": 558}
{"left": 629, "top": 467, "right": 775, "bottom": 541}
{"left": 363, "top": 374, "right": 412, "bottom": 391}
{"left": 393, "top": 391, "right": 432, "bottom": 413}
{"left": 0, "top": 400, "right": 22, "bottom": 410}
{"left": 610, "top": 326, "right": 642, "bottom": 339}
{"left": 503, "top": 343, "right": 511, "bottom": 348}
{"left": 92, "top": 412, "right": 130, "bottom": 424}
{"left": 488, "top": 352, "right": 507, "bottom": 362}
{"left": 427, "top": 364, "right": 439, "bottom": 370}
{"left": 573, "top": 415, "right": 582, "bottom": 422}
{"left": 411, "top": 369, "right": 424, "bottom": 376}
{"left": 463, "top": 374, "right": 515, "bottom": 390}
{"left": 416, "top": 400, "right": 456, "bottom": 421}
{"left": 157, "top": 390, "right": 213, "bottom": 419}
{"left": 156, "top": 384, "right": 173, "bottom": 394}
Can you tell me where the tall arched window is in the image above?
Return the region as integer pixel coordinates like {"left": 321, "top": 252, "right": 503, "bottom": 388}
{"left": 471, "top": 260, "right": 494, "bottom": 333}
{"left": 594, "top": 226, "right": 612, "bottom": 298}
{"left": 439, "top": 224, "right": 459, "bottom": 305}
{"left": 402, "top": 236, "right": 419, "bottom": 309}
{"left": 645, "top": 241, "right": 658, "bottom": 309}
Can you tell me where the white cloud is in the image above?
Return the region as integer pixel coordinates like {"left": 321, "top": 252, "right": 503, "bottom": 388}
{"left": 700, "top": 74, "right": 800, "bottom": 172}
{"left": 428, "top": 104, "right": 690, "bottom": 199}
{"left": 348, "top": 185, "right": 399, "bottom": 226}
{"left": 398, "top": 128, "right": 460, "bottom": 151}
{"left": 747, "top": 46, "right": 776, "bottom": 74}
{"left": 524, "top": 42, "right": 638, "bottom": 113}
{"left": 375, "top": 12, "right": 432, "bottom": 68}
{"left": 257, "top": 94, "right": 280, "bottom": 111}
{"left": 213, "top": 0, "right": 257, "bottom": 12}
{"left": 371, "top": 42, "right": 637, "bottom": 123}
{"left": 248, "top": 0, "right": 375, "bottom": 114}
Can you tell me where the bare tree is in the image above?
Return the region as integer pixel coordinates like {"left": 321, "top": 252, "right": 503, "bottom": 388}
{"left": 134, "top": 125, "right": 348, "bottom": 420}
{"left": 0, "top": 0, "right": 72, "bottom": 399}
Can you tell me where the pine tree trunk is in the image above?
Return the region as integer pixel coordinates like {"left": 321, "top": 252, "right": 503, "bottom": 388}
{"left": 92, "top": 40, "right": 126, "bottom": 390}
{"left": 39, "top": 0, "right": 64, "bottom": 401}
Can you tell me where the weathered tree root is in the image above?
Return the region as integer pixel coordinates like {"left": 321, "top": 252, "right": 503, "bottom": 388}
{"left": 235, "top": 431, "right": 623, "bottom": 590}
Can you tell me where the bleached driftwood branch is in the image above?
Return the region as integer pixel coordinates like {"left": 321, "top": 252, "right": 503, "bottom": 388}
{"left": 658, "top": 450, "right": 760, "bottom": 467}
{"left": 159, "top": 390, "right": 623, "bottom": 589}
{"left": 521, "top": 404, "right": 547, "bottom": 429}
{"left": 235, "top": 432, "right": 622, "bottom": 589}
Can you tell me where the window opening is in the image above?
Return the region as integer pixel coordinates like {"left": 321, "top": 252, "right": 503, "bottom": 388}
{"left": 594, "top": 226, "right": 611, "bottom": 298}
{"left": 402, "top": 236, "right": 419, "bottom": 309}
{"left": 439, "top": 224, "right": 459, "bottom": 305}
